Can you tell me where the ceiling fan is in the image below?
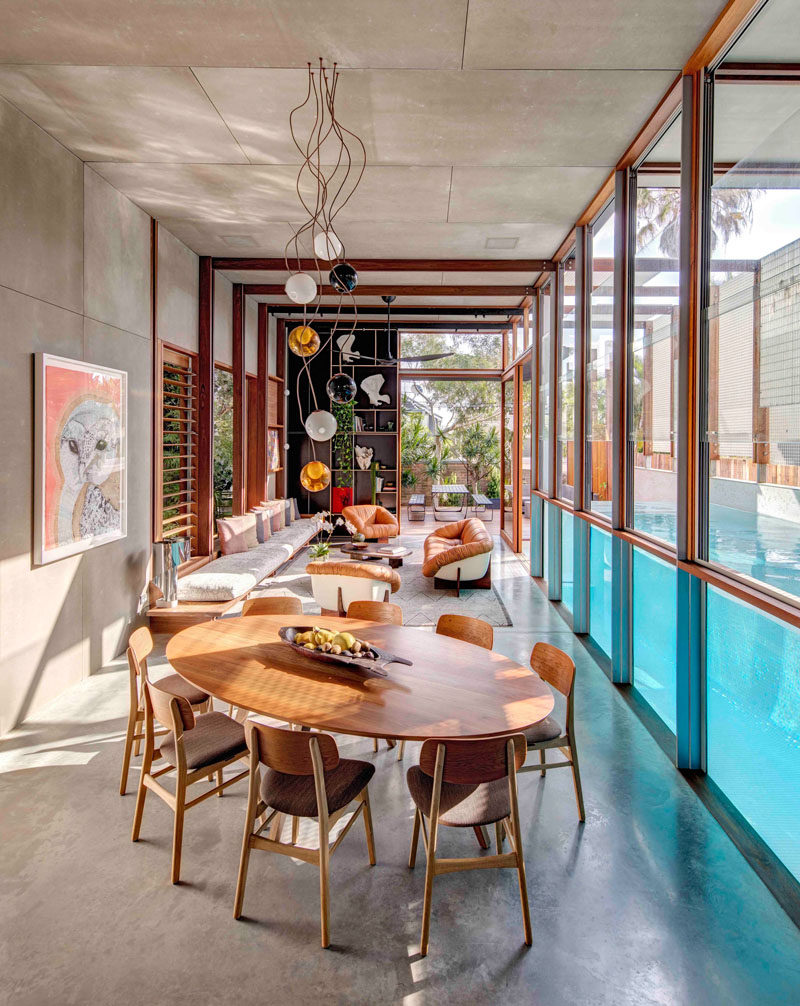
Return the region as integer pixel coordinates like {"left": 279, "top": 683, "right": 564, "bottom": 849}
{"left": 376, "top": 295, "right": 455, "bottom": 365}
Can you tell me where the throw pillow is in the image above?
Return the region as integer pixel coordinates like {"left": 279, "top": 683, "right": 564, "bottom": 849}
{"left": 217, "top": 514, "right": 259, "bottom": 555}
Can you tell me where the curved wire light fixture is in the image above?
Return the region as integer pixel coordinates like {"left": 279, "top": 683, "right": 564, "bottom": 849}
{"left": 285, "top": 60, "right": 367, "bottom": 488}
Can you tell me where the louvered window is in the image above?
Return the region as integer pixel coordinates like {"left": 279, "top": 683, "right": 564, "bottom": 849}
{"left": 160, "top": 348, "right": 197, "bottom": 553}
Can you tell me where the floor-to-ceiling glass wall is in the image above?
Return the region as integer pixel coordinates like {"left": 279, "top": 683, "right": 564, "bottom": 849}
{"left": 630, "top": 116, "right": 683, "bottom": 545}
{"left": 521, "top": 355, "right": 533, "bottom": 560}
{"left": 557, "top": 254, "right": 576, "bottom": 503}
{"left": 586, "top": 206, "right": 615, "bottom": 520}
{"left": 702, "top": 55, "right": 800, "bottom": 884}
{"left": 501, "top": 373, "right": 518, "bottom": 549}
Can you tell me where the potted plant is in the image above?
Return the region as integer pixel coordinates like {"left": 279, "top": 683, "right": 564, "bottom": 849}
{"left": 309, "top": 511, "right": 346, "bottom": 560}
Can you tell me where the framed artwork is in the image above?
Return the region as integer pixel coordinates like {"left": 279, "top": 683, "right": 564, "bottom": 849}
{"left": 34, "top": 353, "right": 127, "bottom": 565}
{"left": 267, "top": 429, "right": 280, "bottom": 472}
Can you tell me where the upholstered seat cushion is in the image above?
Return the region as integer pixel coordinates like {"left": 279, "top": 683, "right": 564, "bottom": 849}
{"left": 341, "top": 504, "right": 399, "bottom": 541}
{"left": 260, "top": 758, "right": 375, "bottom": 817}
{"left": 422, "top": 518, "right": 493, "bottom": 578}
{"left": 154, "top": 672, "right": 208, "bottom": 706}
{"left": 406, "top": 765, "right": 510, "bottom": 827}
{"left": 177, "top": 519, "right": 321, "bottom": 601}
{"left": 523, "top": 715, "right": 563, "bottom": 744}
{"left": 160, "top": 712, "right": 247, "bottom": 770}
{"left": 305, "top": 560, "right": 401, "bottom": 592}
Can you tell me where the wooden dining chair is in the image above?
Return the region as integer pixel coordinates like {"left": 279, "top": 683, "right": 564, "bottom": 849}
{"left": 242, "top": 595, "right": 303, "bottom": 617}
{"left": 346, "top": 599, "right": 403, "bottom": 624}
{"left": 406, "top": 735, "right": 531, "bottom": 956}
{"left": 518, "top": 642, "right": 585, "bottom": 822}
{"left": 396, "top": 613, "right": 494, "bottom": 764}
{"left": 131, "top": 679, "right": 249, "bottom": 884}
{"left": 435, "top": 613, "right": 493, "bottom": 650}
{"left": 120, "top": 626, "right": 211, "bottom": 795}
{"left": 233, "top": 721, "right": 376, "bottom": 948}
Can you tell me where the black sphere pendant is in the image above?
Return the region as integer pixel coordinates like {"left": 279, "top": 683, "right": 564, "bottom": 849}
{"left": 329, "top": 261, "right": 358, "bottom": 294}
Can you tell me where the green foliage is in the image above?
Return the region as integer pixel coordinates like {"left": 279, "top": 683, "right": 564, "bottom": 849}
{"left": 400, "top": 410, "right": 433, "bottom": 470}
{"left": 636, "top": 186, "right": 757, "bottom": 257}
{"left": 213, "top": 368, "right": 233, "bottom": 517}
{"left": 332, "top": 401, "right": 354, "bottom": 487}
{"left": 455, "top": 421, "right": 500, "bottom": 493}
{"left": 486, "top": 469, "right": 501, "bottom": 498}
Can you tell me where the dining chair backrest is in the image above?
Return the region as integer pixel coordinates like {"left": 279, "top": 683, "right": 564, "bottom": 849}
{"left": 245, "top": 721, "right": 339, "bottom": 775}
{"left": 347, "top": 600, "right": 403, "bottom": 624}
{"left": 530, "top": 642, "right": 575, "bottom": 699}
{"left": 145, "top": 678, "right": 195, "bottom": 735}
{"left": 242, "top": 596, "right": 303, "bottom": 617}
{"left": 435, "top": 614, "right": 493, "bottom": 650}
{"left": 127, "top": 625, "right": 155, "bottom": 681}
{"left": 419, "top": 735, "right": 526, "bottom": 785}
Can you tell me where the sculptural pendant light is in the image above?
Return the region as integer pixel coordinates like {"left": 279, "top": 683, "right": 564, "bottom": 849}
{"left": 300, "top": 460, "right": 331, "bottom": 492}
{"left": 327, "top": 371, "right": 357, "bottom": 405}
{"left": 288, "top": 325, "right": 321, "bottom": 357}
{"left": 305, "top": 410, "right": 337, "bottom": 442}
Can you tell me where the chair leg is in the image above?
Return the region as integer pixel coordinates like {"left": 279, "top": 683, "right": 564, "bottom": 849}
{"left": 397, "top": 740, "right": 406, "bottom": 761}
{"left": 216, "top": 767, "right": 223, "bottom": 796}
{"left": 420, "top": 817, "right": 437, "bottom": 956}
{"left": 569, "top": 739, "right": 586, "bottom": 823}
{"left": 171, "top": 780, "right": 186, "bottom": 885}
{"left": 319, "top": 820, "right": 331, "bottom": 949}
{"left": 473, "top": 825, "right": 489, "bottom": 849}
{"left": 233, "top": 830, "right": 253, "bottom": 920}
{"left": 408, "top": 808, "right": 421, "bottom": 869}
{"left": 372, "top": 738, "right": 378, "bottom": 753}
{"left": 362, "top": 788, "right": 377, "bottom": 866}
{"left": 291, "top": 815, "right": 299, "bottom": 845}
{"left": 495, "top": 820, "right": 504, "bottom": 852}
{"left": 119, "top": 708, "right": 138, "bottom": 796}
{"left": 130, "top": 771, "right": 148, "bottom": 842}
{"left": 539, "top": 748, "right": 547, "bottom": 776}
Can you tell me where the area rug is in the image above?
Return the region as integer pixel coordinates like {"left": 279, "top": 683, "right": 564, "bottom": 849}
{"left": 248, "top": 537, "right": 512, "bottom": 627}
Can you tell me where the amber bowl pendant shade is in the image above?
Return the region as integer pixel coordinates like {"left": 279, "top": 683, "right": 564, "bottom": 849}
{"left": 300, "top": 461, "right": 331, "bottom": 492}
{"left": 289, "top": 325, "right": 321, "bottom": 357}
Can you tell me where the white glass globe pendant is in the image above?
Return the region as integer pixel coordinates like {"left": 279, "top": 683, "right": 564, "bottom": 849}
{"left": 284, "top": 272, "right": 318, "bottom": 304}
{"left": 313, "top": 229, "right": 343, "bottom": 261}
{"left": 305, "top": 410, "right": 338, "bottom": 442}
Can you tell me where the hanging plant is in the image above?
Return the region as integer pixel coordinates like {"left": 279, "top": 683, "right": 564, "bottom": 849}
{"left": 332, "top": 401, "right": 354, "bottom": 487}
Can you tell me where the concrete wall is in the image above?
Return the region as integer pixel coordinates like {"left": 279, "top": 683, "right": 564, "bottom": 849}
{"left": 157, "top": 225, "right": 198, "bottom": 353}
{"left": 0, "top": 97, "right": 161, "bottom": 733}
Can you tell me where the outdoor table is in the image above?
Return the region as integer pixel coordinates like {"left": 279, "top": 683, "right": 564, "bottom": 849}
{"left": 431, "top": 483, "right": 470, "bottom": 521}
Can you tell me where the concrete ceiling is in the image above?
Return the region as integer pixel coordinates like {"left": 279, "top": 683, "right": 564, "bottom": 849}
{"left": 0, "top": 0, "right": 733, "bottom": 304}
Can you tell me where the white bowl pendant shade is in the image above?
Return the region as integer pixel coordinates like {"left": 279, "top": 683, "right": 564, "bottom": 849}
{"left": 305, "top": 410, "right": 338, "bottom": 442}
{"left": 285, "top": 272, "right": 318, "bottom": 304}
{"left": 313, "top": 230, "right": 343, "bottom": 261}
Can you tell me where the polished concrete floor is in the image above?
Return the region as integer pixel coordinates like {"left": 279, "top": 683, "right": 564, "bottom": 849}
{"left": 2, "top": 537, "right": 799, "bottom": 1005}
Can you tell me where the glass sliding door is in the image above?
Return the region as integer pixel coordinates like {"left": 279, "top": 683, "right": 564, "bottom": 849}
{"left": 501, "top": 373, "right": 519, "bottom": 550}
{"left": 538, "top": 282, "right": 553, "bottom": 494}
{"left": 557, "top": 255, "right": 576, "bottom": 503}
{"left": 521, "top": 356, "right": 532, "bottom": 555}
{"left": 587, "top": 205, "right": 615, "bottom": 520}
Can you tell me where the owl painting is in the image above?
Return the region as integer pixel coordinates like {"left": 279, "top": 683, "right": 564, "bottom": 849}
{"left": 35, "top": 354, "right": 127, "bottom": 564}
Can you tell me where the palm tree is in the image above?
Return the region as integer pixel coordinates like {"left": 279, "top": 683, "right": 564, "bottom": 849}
{"left": 636, "top": 186, "right": 757, "bottom": 257}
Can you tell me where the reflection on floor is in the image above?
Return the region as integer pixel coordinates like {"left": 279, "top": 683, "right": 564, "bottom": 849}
{"left": 2, "top": 534, "right": 799, "bottom": 1005}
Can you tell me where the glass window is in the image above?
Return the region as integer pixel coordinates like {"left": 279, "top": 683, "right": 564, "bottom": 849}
{"left": 558, "top": 256, "right": 576, "bottom": 502}
{"left": 704, "top": 81, "right": 800, "bottom": 600}
{"left": 538, "top": 284, "right": 552, "bottom": 494}
{"left": 707, "top": 586, "right": 800, "bottom": 883}
{"left": 399, "top": 329, "right": 502, "bottom": 370}
{"left": 561, "top": 510, "right": 574, "bottom": 614}
{"left": 589, "top": 525, "right": 613, "bottom": 657}
{"left": 632, "top": 548, "right": 676, "bottom": 732}
{"left": 587, "top": 208, "right": 615, "bottom": 519}
{"left": 631, "top": 115, "right": 682, "bottom": 546}
{"left": 161, "top": 348, "right": 198, "bottom": 553}
{"left": 521, "top": 358, "right": 532, "bottom": 549}
{"left": 213, "top": 365, "right": 233, "bottom": 519}
{"left": 502, "top": 378, "right": 514, "bottom": 532}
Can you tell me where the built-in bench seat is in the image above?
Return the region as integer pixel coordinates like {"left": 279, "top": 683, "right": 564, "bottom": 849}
{"left": 148, "top": 517, "right": 319, "bottom": 634}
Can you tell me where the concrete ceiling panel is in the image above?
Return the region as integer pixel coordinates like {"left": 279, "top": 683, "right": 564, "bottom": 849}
{"left": 88, "top": 163, "right": 451, "bottom": 224}
{"left": 448, "top": 166, "right": 611, "bottom": 224}
{"left": 196, "top": 67, "right": 678, "bottom": 166}
{"left": 0, "top": 66, "right": 247, "bottom": 162}
{"left": 463, "top": 0, "right": 726, "bottom": 70}
{"left": 0, "top": 1, "right": 467, "bottom": 69}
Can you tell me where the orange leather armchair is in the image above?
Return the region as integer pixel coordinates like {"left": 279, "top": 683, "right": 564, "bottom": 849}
{"left": 342, "top": 504, "right": 399, "bottom": 541}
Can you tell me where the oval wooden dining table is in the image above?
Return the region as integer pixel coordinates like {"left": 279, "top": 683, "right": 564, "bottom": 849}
{"left": 166, "top": 614, "right": 554, "bottom": 741}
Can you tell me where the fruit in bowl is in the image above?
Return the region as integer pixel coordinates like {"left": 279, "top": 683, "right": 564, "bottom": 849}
{"left": 292, "top": 626, "right": 378, "bottom": 659}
